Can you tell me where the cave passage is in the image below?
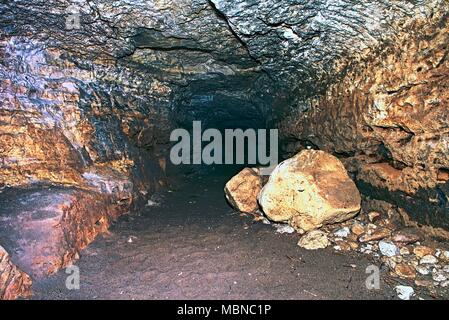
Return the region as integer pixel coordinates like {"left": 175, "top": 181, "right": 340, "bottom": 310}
{"left": 31, "top": 166, "right": 393, "bottom": 299}
{"left": 0, "top": 0, "right": 448, "bottom": 301}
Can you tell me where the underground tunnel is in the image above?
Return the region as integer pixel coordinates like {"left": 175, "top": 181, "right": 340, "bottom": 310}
{"left": 0, "top": 0, "right": 448, "bottom": 301}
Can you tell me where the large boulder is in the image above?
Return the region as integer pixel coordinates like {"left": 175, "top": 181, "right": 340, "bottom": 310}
{"left": 224, "top": 168, "right": 262, "bottom": 213}
{"left": 0, "top": 246, "right": 32, "bottom": 300}
{"left": 259, "top": 150, "right": 361, "bottom": 231}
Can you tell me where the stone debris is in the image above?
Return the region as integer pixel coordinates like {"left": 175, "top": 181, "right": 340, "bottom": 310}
{"left": 358, "top": 228, "right": 391, "bottom": 243}
{"left": 145, "top": 199, "right": 160, "bottom": 207}
{"left": 297, "top": 230, "right": 330, "bottom": 250}
{"left": 394, "top": 263, "right": 416, "bottom": 280}
{"left": 414, "top": 246, "right": 435, "bottom": 258}
{"left": 399, "top": 247, "right": 411, "bottom": 256}
{"left": 351, "top": 223, "right": 365, "bottom": 236}
{"left": 416, "top": 265, "right": 430, "bottom": 276}
{"left": 432, "top": 270, "right": 447, "bottom": 282}
{"left": 378, "top": 241, "right": 399, "bottom": 257}
{"left": 248, "top": 187, "right": 449, "bottom": 298}
{"left": 334, "top": 227, "right": 351, "bottom": 238}
{"left": 420, "top": 255, "right": 438, "bottom": 265}
{"left": 395, "top": 285, "right": 414, "bottom": 300}
{"left": 274, "top": 224, "right": 296, "bottom": 234}
{"left": 415, "top": 279, "right": 434, "bottom": 287}
{"left": 440, "top": 251, "right": 449, "bottom": 262}
{"left": 367, "top": 211, "right": 382, "bottom": 223}
{"left": 391, "top": 230, "right": 421, "bottom": 244}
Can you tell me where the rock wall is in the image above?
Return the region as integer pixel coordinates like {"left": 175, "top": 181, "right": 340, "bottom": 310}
{"left": 0, "top": 246, "right": 32, "bottom": 300}
{"left": 0, "top": 35, "right": 172, "bottom": 291}
{"left": 0, "top": 35, "right": 171, "bottom": 193}
{"left": 0, "top": 186, "right": 132, "bottom": 278}
{"left": 280, "top": 11, "right": 449, "bottom": 230}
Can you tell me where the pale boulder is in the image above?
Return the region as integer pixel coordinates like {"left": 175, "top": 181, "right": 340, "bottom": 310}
{"left": 259, "top": 150, "right": 361, "bottom": 231}
{"left": 224, "top": 168, "right": 262, "bottom": 213}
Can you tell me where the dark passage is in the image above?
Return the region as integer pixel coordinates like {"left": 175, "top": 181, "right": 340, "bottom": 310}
{"left": 0, "top": 0, "right": 448, "bottom": 302}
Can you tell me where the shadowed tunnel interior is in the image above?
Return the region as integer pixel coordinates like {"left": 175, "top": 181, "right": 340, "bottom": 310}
{"left": 0, "top": 0, "right": 448, "bottom": 300}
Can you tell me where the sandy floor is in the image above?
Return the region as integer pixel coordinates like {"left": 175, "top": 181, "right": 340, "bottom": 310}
{"left": 32, "top": 167, "right": 396, "bottom": 300}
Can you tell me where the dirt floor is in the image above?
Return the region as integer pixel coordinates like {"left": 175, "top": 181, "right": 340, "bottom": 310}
{"left": 32, "top": 166, "right": 397, "bottom": 300}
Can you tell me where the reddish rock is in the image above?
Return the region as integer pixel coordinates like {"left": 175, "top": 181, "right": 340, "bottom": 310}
{"left": 394, "top": 263, "right": 416, "bottom": 280}
{"left": 367, "top": 211, "right": 382, "bottom": 223}
{"left": 279, "top": 13, "right": 449, "bottom": 230}
{"left": 391, "top": 229, "right": 422, "bottom": 244}
{"left": 351, "top": 222, "right": 365, "bottom": 236}
{"left": 0, "top": 246, "right": 32, "bottom": 300}
{"left": 0, "top": 187, "right": 130, "bottom": 277}
{"left": 358, "top": 228, "right": 391, "bottom": 243}
{"left": 413, "top": 246, "right": 435, "bottom": 258}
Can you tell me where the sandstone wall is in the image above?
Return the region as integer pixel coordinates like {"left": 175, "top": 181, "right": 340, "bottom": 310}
{"left": 0, "top": 246, "right": 32, "bottom": 300}
{"left": 280, "top": 12, "right": 449, "bottom": 230}
{"left": 0, "top": 35, "right": 172, "bottom": 292}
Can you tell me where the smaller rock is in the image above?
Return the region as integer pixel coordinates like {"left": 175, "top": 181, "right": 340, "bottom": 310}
{"left": 298, "top": 230, "right": 329, "bottom": 250}
{"left": 432, "top": 270, "right": 447, "bottom": 282}
{"left": 385, "top": 257, "right": 396, "bottom": 270}
{"left": 348, "top": 241, "right": 359, "bottom": 250}
{"left": 378, "top": 218, "right": 397, "bottom": 230}
{"left": 360, "top": 244, "right": 373, "bottom": 254}
{"left": 351, "top": 222, "right": 365, "bottom": 236}
{"left": 334, "top": 227, "right": 350, "bottom": 238}
{"left": 394, "top": 263, "right": 416, "bottom": 279}
{"left": 379, "top": 240, "right": 399, "bottom": 257}
{"left": 334, "top": 240, "right": 351, "bottom": 251}
{"left": 420, "top": 255, "right": 438, "bottom": 265}
{"left": 440, "top": 280, "right": 449, "bottom": 288}
{"left": 415, "top": 265, "right": 430, "bottom": 275}
{"left": 390, "top": 255, "right": 403, "bottom": 263}
{"left": 414, "top": 246, "right": 435, "bottom": 258}
{"left": 358, "top": 228, "right": 391, "bottom": 243}
{"left": 146, "top": 199, "right": 160, "bottom": 207}
{"left": 274, "top": 224, "right": 295, "bottom": 234}
{"left": 415, "top": 279, "right": 434, "bottom": 287}
{"left": 394, "top": 285, "right": 414, "bottom": 300}
{"left": 440, "top": 251, "right": 449, "bottom": 262}
{"left": 346, "top": 233, "right": 359, "bottom": 242}
{"left": 442, "top": 265, "right": 449, "bottom": 273}
{"left": 224, "top": 168, "right": 261, "bottom": 213}
{"left": 261, "top": 218, "right": 271, "bottom": 225}
{"left": 368, "top": 211, "right": 382, "bottom": 223}
{"left": 399, "top": 247, "right": 411, "bottom": 255}
{"left": 391, "top": 230, "right": 421, "bottom": 244}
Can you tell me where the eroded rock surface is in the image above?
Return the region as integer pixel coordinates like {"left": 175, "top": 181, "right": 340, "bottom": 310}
{"left": 0, "top": 245, "right": 32, "bottom": 300}
{"left": 224, "top": 167, "right": 261, "bottom": 213}
{"left": 0, "top": 0, "right": 448, "bottom": 299}
{"left": 259, "top": 150, "right": 361, "bottom": 231}
{"left": 0, "top": 186, "right": 131, "bottom": 278}
{"left": 280, "top": 9, "right": 449, "bottom": 230}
